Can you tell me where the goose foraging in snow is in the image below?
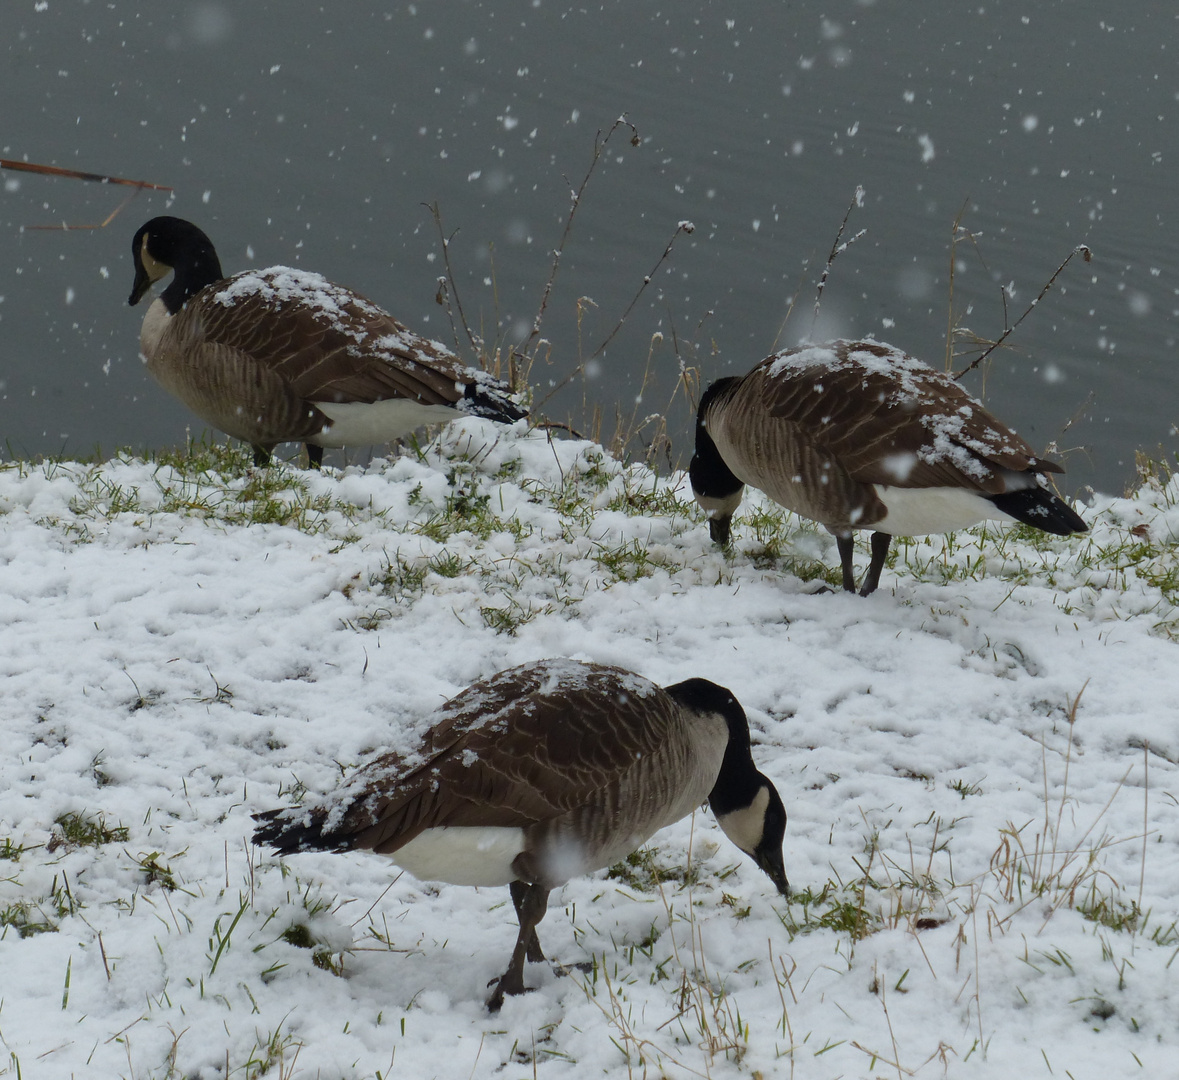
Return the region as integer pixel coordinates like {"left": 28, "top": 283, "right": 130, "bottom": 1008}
{"left": 128, "top": 216, "right": 526, "bottom": 466}
{"left": 253, "top": 658, "right": 788, "bottom": 1011}
{"left": 690, "top": 339, "right": 1087, "bottom": 596}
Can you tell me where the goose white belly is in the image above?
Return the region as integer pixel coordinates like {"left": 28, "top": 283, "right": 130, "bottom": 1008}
{"left": 871, "top": 485, "right": 1015, "bottom": 536}
{"left": 390, "top": 826, "right": 526, "bottom": 887}
{"left": 313, "top": 397, "right": 461, "bottom": 447}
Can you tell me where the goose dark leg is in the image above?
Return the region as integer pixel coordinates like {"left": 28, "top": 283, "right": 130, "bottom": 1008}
{"left": 305, "top": 443, "right": 324, "bottom": 470}
{"left": 708, "top": 514, "right": 733, "bottom": 546}
{"left": 487, "top": 882, "right": 550, "bottom": 1011}
{"left": 509, "top": 879, "right": 546, "bottom": 962}
{"left": 835, "top": 534, "right": 857, "bottom": 593}
{"left": 251, "top": 444, "right": 273, "bottom": 467}
{"left": 859, "top": 531, "right": 892, "bottom": 596}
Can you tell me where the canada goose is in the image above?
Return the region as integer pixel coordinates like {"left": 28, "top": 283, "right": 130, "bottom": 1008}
{"left": 253, "top": 658, "right": 788, "bottom": 1011}
{"left": 690, "top": 339, "right": 1087, "bottom": 596}
{"left": 128, "top": 216, "right": 526, "bottom": 467}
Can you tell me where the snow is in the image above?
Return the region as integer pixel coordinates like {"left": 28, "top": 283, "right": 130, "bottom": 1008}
{"left": 1, "top": 420, "right": 1178, "bottom": 1079}
{"left": 214, "top": 266, "right": 387, "bottom": 333}
{"left": 210, "top": 267, "right": 485, "bottom": 393}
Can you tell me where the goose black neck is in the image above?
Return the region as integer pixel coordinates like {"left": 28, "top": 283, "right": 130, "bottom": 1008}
{"left": 708, "top": 734, "right": 766, "bottom": 815}
{"left": 162, "top": 239, "right": 223, "bottom": 313}
{"left": 689, "top": 378, "right": 743, "bottom": 499}
{"left": 664, "top": 677, "right": 761, "bottom": 814}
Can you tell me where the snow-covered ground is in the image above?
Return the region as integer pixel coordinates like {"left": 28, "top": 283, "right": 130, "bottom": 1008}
{"left": 1, "top": 420, "right": 1177, "bottom": 1079}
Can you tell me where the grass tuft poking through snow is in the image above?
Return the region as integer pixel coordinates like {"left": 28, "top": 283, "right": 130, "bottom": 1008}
{"left": 1, "top": 423, "right": 1178, "bottom": 1078}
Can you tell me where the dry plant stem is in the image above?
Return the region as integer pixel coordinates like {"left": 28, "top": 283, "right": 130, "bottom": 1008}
{"left": 1035, "top": 765, "right": 1134, "bottom": 933}
{"left": 466, "top": 1031, "right": 487, "bottom": 1080}
{"left": 609, "top": 331, "right": 700, "bottom": 467}
{"left": 944, "top": 196, "right": 972, "bottom": 371}
{"left": 533, "top": 219, "right": 696, "bottom": 414}
{"left": 988, "top": 685, "right": 1135, "bottom": 934}
{"left": 768, "top": 942, "right": 797, "bottom": 1080}
{"left": 769, "top": 265, "right": 808, "bottom": 354}
{"left": 351, "top": 875, "right": 401, "bottom": 928}
{"left": 532, "top": 419, "right": 588, "bottom": 440}
{"left": 953, "top": 244, "right": 1092, "bottom": 380}
{"left": 1050, "top": 681, "right": 1088, "bottom": 874}
{"left": 521, "top": 116, "right": 640, "bottom": 360}
{"left": 850, "top": 1044, "right": 914, "bottom": 1078}
{"left": 971, "top": 896, "right": 984, "bottom": 1055}
{"left": 3, "top": 157, "right": 173, "bottom": 231}
{"left": 26, "top": 185, "right": 154, "bottom": 231}
{"left": 878, "top": 976, "right": 907, "bottom": 1080}
{"left": 592, "top": 961, "right": 704, "bottom": 1080}
{"left": 809, "top": 185, "right": 867, "bottom": 340}
{"left": 0, "top": 158, "right": 172, "bottom": 189}
{"left": 1139, "top": 742, "right": 1148, "bottom": 923}
{"left": 423, "top": 202, "right": 480, "bottom": 358}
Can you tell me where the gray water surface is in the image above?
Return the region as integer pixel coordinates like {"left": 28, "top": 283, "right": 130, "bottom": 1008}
{"left": 3, "top": 1, "right": 1177, "bottom": 496}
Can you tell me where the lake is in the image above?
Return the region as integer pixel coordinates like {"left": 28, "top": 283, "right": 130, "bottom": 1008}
{"left": 2, "top": 0, "right": 1176, "bottom": 496}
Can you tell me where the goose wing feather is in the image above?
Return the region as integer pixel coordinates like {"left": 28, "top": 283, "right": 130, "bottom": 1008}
{"left": 192, "top": 268, "right": 473, "bottom": 408}
{"left": 754, "top": 340, "right": 1057, "bottom": 493}
{"left": 260, "top": 661, "right": 705, "bottom": 858}
{"left": 148, "top": 331, "right": 330, "bottom": 446}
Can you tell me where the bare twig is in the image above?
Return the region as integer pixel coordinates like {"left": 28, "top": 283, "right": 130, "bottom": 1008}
{"left": 25, "top": 186, "right": 153, "bottom": 231}
{"left": 521, "top": 116, "right": 640, "bottom": 362}
{"left": 809, "top": 186, "right": 867, "bottom": 339}
{"left": 1, "top": 158, "right": 172, "bottom": 190}
{"left": 945, "top": 196, "right": 972, "bottom": 371}
{"left": 953, "top": 244, "right": 1092, "bottom": 381}
{"left": 3, "top": 157, "right": 173, "bottom": 231}
{"left": 423, "top": 204, "right": 481, "bottom": 358}
{"left": 1139, "top": 741, "right": 1149, "bottom": 925}
{"left": 769, "top": 265, "right": 808, "bottom": 355}
{"left": 531, "top": 419, "right": 588, "bottom": 441}
{"left": 532, "top": 218, "right": 694, "bottom": 413}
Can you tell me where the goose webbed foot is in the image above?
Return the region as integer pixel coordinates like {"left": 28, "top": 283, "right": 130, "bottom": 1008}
{"left": 553, "top": 959, "right": 595, "bottom": 978}
{"left": 486, "top": 967, "right": 534, "bottom": 1012}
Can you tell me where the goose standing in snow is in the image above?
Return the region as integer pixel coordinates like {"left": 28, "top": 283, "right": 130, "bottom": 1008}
{"left": 253, "top": 658, "right": 789, "bottom": 1011}
{"left": 690, "top": 339, "right": 1087, "bottom": 595}
{"left": 128, "top": 216, "right": 526, "bottom": 466}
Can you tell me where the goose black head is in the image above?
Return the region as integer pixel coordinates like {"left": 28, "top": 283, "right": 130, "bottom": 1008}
{"left": 689, "top": 378, "right": 745, "bottom": 546}
{"left": 129, "top": 216, "right": 223, "bottom": 309}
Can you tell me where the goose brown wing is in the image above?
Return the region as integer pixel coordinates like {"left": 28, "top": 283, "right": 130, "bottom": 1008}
{"left": 757, "top": 341, "right": 1056, "bottom": 494}
{"left": 197, "top": 269, "right": 471, "bottom": 408}
{"left": 292, "top": 661, "right": 685, "bottom": 856}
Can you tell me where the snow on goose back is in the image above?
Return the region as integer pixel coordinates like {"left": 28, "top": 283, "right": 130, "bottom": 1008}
{"left": 690, "top": 339, "right": 1087, "bottom": 596}
{"left": 128, "top": 216, "right": 526, "bottom": 467}
{"left": 253, "top": 658, "right": 788, "bottom": 1010}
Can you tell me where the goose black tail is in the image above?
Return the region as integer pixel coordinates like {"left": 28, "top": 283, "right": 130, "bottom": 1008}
{"left": 989, "top": 488, "right": 1087, "bottom": 535}
{"left": 252, "top": 807, "right": 355, "bottom": 855}
{"left": 462, "top": 373, "right": 529, "bottom": 425}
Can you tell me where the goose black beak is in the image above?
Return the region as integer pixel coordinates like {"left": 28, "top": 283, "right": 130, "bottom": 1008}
{"left": 755, "top": 845, "right": 790, "bottom": 898}
{"left": 128, "top": 262, "right": 153, "bottom": 306}
{"left": 708, "top": 514, "right": 733, "bottom": 546}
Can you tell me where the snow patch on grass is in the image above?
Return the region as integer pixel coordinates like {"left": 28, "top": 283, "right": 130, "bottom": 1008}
{"left": 1, "top": 423, "right": 1178, "bottom": 1078}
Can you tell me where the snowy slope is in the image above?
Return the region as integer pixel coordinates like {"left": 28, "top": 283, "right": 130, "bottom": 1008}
{"left": 1, "top": 421, "right": 1177, "bottom": 1080}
